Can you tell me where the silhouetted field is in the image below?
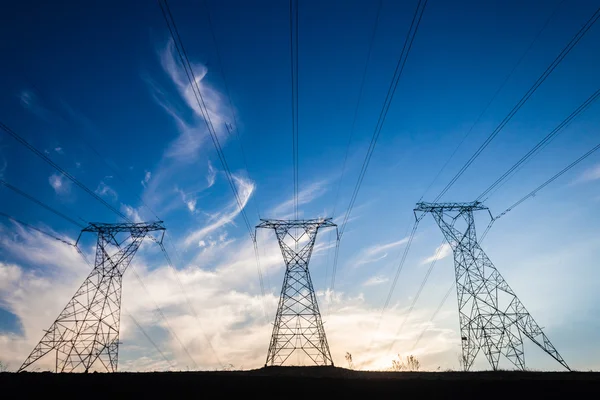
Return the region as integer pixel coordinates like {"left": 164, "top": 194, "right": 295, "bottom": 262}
{"left": 1, "top": 366, "right": 598, "bottom": 396}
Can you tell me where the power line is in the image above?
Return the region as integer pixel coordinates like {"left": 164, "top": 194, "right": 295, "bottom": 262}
{"left": 338, "top": 0, "right": 428, "bottom": 239}
{"left": 202, "top": 0, "right": 262, "bottom": 219}
{"left": 158, "top": 0, "right": 255, "bottom": 241}
{"left": 419, "top": 0, "right": 565, "bottom": 200}
{"left": 331, "top": 0, "right": 383, "bottom": 219}
{"left": 323, "top": 0, "right": 383, "bottom": 295}
{"left": 494, "top": 141, "right": 600, "bottom": 221}
{"left": 157, "top": 240, "right": 225, "bottom": 367}
{"left": 126, "top": 311, "right": 176, "bottom": 370}
{"left": 410, "top": 281, "right": 455, "bottom": 351}
{"left": 290, "top": 0, "right": 299, "bottom": 219}
{"left": 385, "top": 238, "right": 444, "bottom": 355}
{"left": 433, "top": 6, "right": 600, "bottom": 202}
{"left": 0, "top": 179, "right": 86, "bottom": 228}
{"left": 158, "top": 0, "right": 267, "bottom": 306}
{"left": 129, "top": 265, "right": 200, "bottom": 370}
{"left": 0, "top": 121, "right": 131, "bottom": 222}
{"left": 0, "top": 211, "right": 75, "bottom": 247}
{"left": 477, "top": 86, "right": 600, "bottom": 201}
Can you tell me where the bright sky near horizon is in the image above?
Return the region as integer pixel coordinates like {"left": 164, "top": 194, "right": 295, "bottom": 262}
{"left": 1, "top": 0, "right": 600, "bottom": 372}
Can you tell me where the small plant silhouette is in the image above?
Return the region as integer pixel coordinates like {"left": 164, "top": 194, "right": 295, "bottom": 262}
{"left": 391, "top": 354, "right": 421, "bottom": 371}
{"left": 345, "top": 352, "right": 354, "bottom": 369}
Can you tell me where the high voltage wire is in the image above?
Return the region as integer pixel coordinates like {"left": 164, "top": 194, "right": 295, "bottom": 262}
{"left": 157, "top": 240, "right": 225, "bottom": 367}
{"left": 0, "top": 179, "right": 86, "bottom": 229}
{"left": 158, "top": 0, "right": 255, "bottom": 241}
{"left": 127, "top": 312, "right": 176, "bottom": 370}
{"left": 0, "top": 121, "right": 132, "bottom": 222}
{"left": 387, "top": 238, "right": 445, "bottom": 350}
{"left": 381, "top": 217, "right": 422, "bottom": 314}
{"left": 158, "top": 0, "right": 267, "bottom": 304}
{"left": 331, "top": 0, "right": 383, "bottom": 220}
{"left": 331, "top": 0, "right": 428, "bottom": 306}
{"left": 129, "top": 265, "right": 200, "bottom": 370}
{"left": 0, "top": 211, "right": 75, "bottom": 247}
{"left": 419, "top": 0, "right": 565, "bottom": 201}
{"left": 410, "top": 281, "right": 455, "bottom": 352}
{"left": 323, "top": 0, "right": 383, "bottom": 297}
{"left": 202, "top": 0, "right": 262, "bottom": 220}
{"left": 289, "top": 0, "right": 299, "bottom": 220}
{"left": 433, "top": 6, "right": 600, "bottom": 202}
{"left": 338, "top": 0, "right": 428, "bottom": 240}
{"left": 495, "top": 141, "right": 600, "bottom": 221}
{"left": 478, "top": 87, "right": 600, "bottom": 201}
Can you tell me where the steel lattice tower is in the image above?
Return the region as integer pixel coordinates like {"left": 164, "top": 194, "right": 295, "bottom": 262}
{"left": 18, "top": 221, "right": 165, "bottom": 373}
{"left": 257, "top": 218, "right": 336, "bottom": 367}
{"left": 414, "top": 202, "right": 569, "bottom": 371}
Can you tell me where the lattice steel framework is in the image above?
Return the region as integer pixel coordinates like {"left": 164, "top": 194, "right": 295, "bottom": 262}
{"left": 257, "top": 218, "right": 336, "bottom": 366}
{"left": 414, "top": 202, "right": 569, "bottom": 371}
{"left": 18, "top": 221, "right": 165, "bottom": 373}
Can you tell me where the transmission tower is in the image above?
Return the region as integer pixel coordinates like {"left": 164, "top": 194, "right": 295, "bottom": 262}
{"left": 414, "top": 202, "right": 569, "bottom": 371}
{"left": 18, "top": 221, "right": 165, "bottom": 373}
{"left": 257, "top": 218, "right": 336, "bottom": 367}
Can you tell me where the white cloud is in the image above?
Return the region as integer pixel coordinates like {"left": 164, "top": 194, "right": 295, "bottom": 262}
{"left": 183, "top": 174, "right": 254, "bottom": 248}
{"left": 270, "top": 179, "right": 329, "bottom": 218}
{"left": 363, "top": 275, "right": 389, "bottom": 286}
{"left": 354, "top": 237, "right": 410, "bottom": 267}
{"left": 19, "top": 90, "right": 34, "bottom": 108}
{"left": 48, "top": 173, "right": 71, "bottom": 196}
{"left": 54, "top": 147, "right": 63, "bottom": 154}
{"left": 574, "top": 163, "right": 600, "bottom": 184}
{"left": 421, "top": 243, "right": 452, "bottom": 265}
{"left": 206, "top": 161, "right": 216, "bottom": 188}
{"left": 121, "top": 204, "right": 143, "bottom": 223}
{"left": 155, "top": 39, "right": 229, "bottom": 162}
{"left": 95, "top": 180, "right": 118, "bottom": 201}
{"left": 186, "top": 200, "right": 197, "bottom": 213}
{"left": 141, "top": 171, "right": 152, "bottom": 187}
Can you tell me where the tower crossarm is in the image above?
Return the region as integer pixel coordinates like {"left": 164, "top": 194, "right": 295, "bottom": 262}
{"left": 414, "top": 201, "right": 489, "bottom": 213}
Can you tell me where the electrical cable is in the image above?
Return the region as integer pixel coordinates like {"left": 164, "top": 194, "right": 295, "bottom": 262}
{"left": 419, "top": 0, "right": 565, "bottom": 200}
{"left": 0, "top": 121, "right": 132, "bottom": 222}
{"left": 338, "top": 0, "right": 429, "bottom": 239}
{"left": 433, "top": 6, "right": 600, "bottom": 202}
{"left": 477, "top": 86, "right": 600, "bottom": 201}
{"left": 0, "top": 179, "right": 86, "bottom": 228}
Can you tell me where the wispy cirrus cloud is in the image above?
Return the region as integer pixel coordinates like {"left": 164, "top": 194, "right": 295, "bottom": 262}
{"left": 269, "top": 179, "right": 329, "bottom": 218}
{"left": 139, "top": 38, "right": 233, "bottom": 217}
{"left": 421, "top": 243, "right": 452, "bottom": 265}
{"left": 573, "top": 163, "right": 600, "bottom": 184}
{"left": 206, "top": 161, "right": 216, "bottom": 188}
{"left": 363, "top": 275, "right": 389, "bottom": 286}
{"left": 182, "top": 174, "right": 255, "bottom": 248}
{"left": 353, "top": 237, "right": 410, "bottom": 267}
{"left": 95, "top": 177, "right": 118, "bottom": 201}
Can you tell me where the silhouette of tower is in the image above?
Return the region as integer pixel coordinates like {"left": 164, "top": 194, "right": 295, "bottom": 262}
{"left": 414, "top": 202, "right": 569, "bottom": 371}
{"left": 257, "top": 218, "right": 336, "bottom": 366}
{"left": 18, "top": 221, "right": 165, "bottom": 373}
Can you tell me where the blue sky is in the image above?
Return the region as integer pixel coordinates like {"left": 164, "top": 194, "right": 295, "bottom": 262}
{"left": 1, "top": 0, "right": 600, "bottom": 371}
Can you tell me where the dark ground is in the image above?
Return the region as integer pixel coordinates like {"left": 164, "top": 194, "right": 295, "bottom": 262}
{"left": 1, "top": 366, "right": 598, "bottom": 397}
